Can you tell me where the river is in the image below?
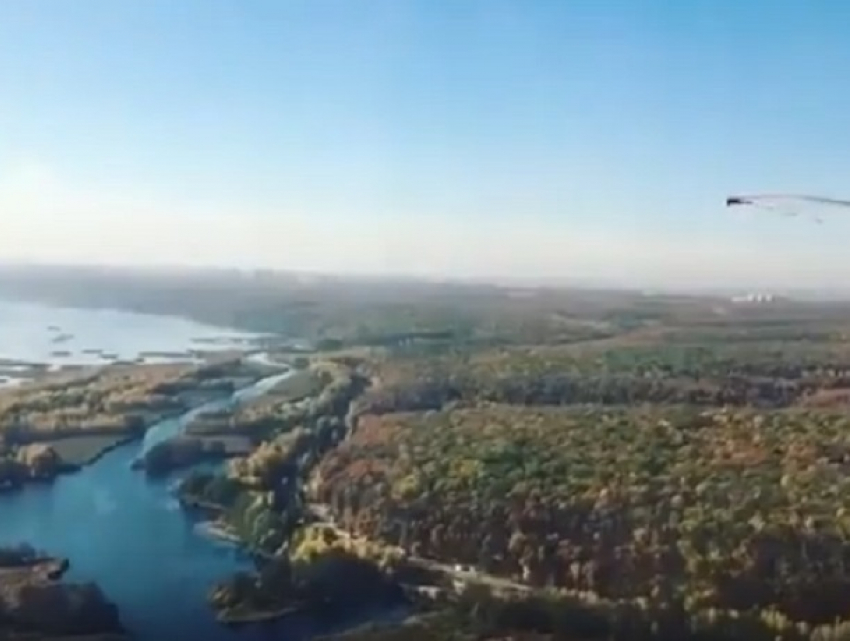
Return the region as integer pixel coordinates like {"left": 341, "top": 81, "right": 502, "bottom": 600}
{"left": 0, "top": 302, "right": 403, "bottom": 641}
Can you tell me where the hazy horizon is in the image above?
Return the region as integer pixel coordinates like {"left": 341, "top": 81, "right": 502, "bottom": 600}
{"left": 3, "top": 2, "right": 850, "bottom": 289}
{"left": 3, "top": 260, "right": 850, "bottom": 302}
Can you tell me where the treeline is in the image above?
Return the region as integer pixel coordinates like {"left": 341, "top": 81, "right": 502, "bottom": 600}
{"left": 360, "top": 342, "right": 850, "bottom": 414}
{"left": 360, "top": 373, "right": 809, "bottom": 412}
{"left": 210, "top": 547, "right": 401, "bottom": 623}
{"left": 210, "top": 522, "right": 408, "bottom": 621}
{"left": 0, "top": 265, "right": 669, "bottom": 344}
{"left": 452, "top": 586, "right": 850, "bottom": 641}
{"left": 326, "top": 587, "right": 850, "bottom": 641}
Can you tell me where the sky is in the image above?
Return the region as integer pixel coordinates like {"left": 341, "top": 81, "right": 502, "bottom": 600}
{"left": 3, "top": 1, "right": 850, "bottom": 289}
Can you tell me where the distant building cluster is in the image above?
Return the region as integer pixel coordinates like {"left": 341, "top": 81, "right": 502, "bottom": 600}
{"left": 730, "top": 293, "right": 777, "bottom": 304}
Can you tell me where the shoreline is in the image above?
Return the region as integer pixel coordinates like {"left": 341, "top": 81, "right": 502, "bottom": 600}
{"left": 23, "top": 405, "right": 211, "bottom": 481}
{"left": 194, "top": 517, "right": 279, "bottom": 562}
{"left": 76, "top": 433, "right": 146, "bottom": 467}
{"left": 218, "top": 603, "right": 305, "bottom": 625}
{"left": 198, "top": 520, "right": 312, "bottom": 626}
{"left": 180, "top": 492, "right": 226, "bottom": 513}
{"left": 0, "top": 364, "right": 276, "bottom": 493}
{"left": 56, "top": 433, "right": 144, "bottom": 469}
{"left": 0, "top": 553, "right": 131, "bottom": 640}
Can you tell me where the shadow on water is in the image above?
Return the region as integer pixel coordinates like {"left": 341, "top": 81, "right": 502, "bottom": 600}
{"left": 0, "top": 373, "right": 406, "bottom": 641}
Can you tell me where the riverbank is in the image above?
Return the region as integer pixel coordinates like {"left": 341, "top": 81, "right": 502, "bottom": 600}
{"left": 218, "top": 602, "right": 305, "bottom": 625}
{"left": 183, "top": 368, "right": 324, "bottom": 437}
{"left": 0, "top": 301, "right": 356, "bottom": 641}
{"left": 0, "top": 346, "right": 405, "bottom": 640}
{"left": 0, "top": 363, "right": 328, "bottom": 641}
{"left": 167, "top": 358, "right": 411, "bottom": 628}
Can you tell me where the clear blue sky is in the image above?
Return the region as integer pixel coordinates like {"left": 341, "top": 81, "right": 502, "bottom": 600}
{"left": 2, "top": 0, "right": 850, "bottom": 288}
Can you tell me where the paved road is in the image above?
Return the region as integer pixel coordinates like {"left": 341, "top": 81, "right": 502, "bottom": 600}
{"left": 306, "top": 503, "right": 531, "bottom": 594}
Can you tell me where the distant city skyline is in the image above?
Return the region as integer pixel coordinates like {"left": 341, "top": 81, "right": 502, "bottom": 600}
{"left": 3, "top": 1, "right": 850, "bottom": 288}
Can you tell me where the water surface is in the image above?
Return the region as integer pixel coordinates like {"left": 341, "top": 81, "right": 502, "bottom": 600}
{"left": 0, "top": 299, "right": 261, "bottom": 383}
{"left": 0, "top": 303, "right": 400, "bottom": 640}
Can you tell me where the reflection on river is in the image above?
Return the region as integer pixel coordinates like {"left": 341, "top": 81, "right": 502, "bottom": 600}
{"left": 0, "top": 374, "right": 398, "bottom": 641}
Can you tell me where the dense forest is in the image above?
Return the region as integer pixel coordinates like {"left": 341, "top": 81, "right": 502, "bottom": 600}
{"left": 358, "top": 339, "right": 850, "bottom": 413}
{"left": 315, "top": 406, "right": 850, "bottom": 616}
{"left": 303, "top": 300, "right": 850, "bottom": 641}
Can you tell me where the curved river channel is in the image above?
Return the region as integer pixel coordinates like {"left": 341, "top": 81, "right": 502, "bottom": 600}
{"left": 0, "top": 371, "right": 401, "bottom": 641}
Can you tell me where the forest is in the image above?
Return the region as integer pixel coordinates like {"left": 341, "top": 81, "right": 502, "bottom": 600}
{"left": 304, "top": 300, "right": 850, "bottom": 641}
{"left": 358, "top": 339, "right": 850, "bottom": 414}
{"left": 316, "top": 406, "right": 850, "bottom": 613}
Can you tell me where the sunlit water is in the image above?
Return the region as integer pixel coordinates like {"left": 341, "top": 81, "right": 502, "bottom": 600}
{"left": 0, "top": 304, "right": 404, "bottom": 640}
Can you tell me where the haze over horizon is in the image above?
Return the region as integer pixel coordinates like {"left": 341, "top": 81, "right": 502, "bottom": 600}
{"left": 3, "top": 1, "right": 850, "bottom": 289}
